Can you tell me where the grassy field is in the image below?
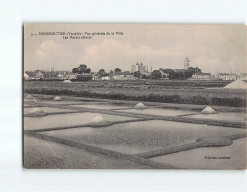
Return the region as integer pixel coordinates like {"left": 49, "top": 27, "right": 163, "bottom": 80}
{"left": 24, "top": 80, "right": 247, "bottom": 107}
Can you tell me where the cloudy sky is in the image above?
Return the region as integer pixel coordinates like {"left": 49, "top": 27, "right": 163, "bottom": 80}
{"left": 24, "top": 24, "right": 246, "bottom": 74}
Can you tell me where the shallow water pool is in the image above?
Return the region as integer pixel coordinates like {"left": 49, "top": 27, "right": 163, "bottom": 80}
{"left": 24, "top": 112, "right": 137, "bottom": 131}
{"left": 72, "top": 104, "right": 131, "bottom": 110}
{"left": 118, "top": 108, "right": 197, "bottom": 117}
{"left": 24, "top": 107, "right": 76, "bottom": 114}
{"left": 40, "top": 120, "right": 245, "bottom": 154}
{"left": 184, "top": 112, "right": 246, "bottom": 123}
{"left": 37, "top": 100, "right": 97, "bottom": 105}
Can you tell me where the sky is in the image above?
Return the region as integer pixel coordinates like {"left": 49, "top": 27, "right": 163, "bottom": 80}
{"left": 24, "top": 24, "right": 246, "bottom": 74}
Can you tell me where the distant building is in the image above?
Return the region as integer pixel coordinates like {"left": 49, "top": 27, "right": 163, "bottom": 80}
{"left": 175, "top": 56, "right": 192, "bottom": 73}
{"left": 42, "top": 71, "right": 52, "bottom": 79}
{"left": 35, "top": 70, "right": 44, "bottom": 80}
{"left": 131, "top": 65, "right": 135, "bottom": 73}
{"left": 65, "top": 74, "right": 77, "bottom": 80}
{"left": 101, "top": 76, "right": 111, "bottom": 80}
{"left": 112, "top": 74, "right": 136, "bottom": 80}
{"left": 191, "top": 73, "right": 211, "bottom": 80}
{"left": 92, "top": 75, "right": 100, "bottom": 81}
{"left": 237, "top": 73, "right": 247, "bottom": 80}
{"left": 24, "top": 70, "right": 73, "bottom": 80}
{"left": 184, "top": 56, "right": 190, "bottom": 70}
{"left": 124, "top": 75, "right": 137, "bottom": 80}
{"left": 131, "top": 62, "right": 148, "bottom": 74}
{"left": 159, "top": 70, "right": 169, "bottom": 79}
{"left": 76, "top": 73, "right": 92, "bottom": 81}
{"left": 210, "top": 74, "right": 217, "bottom": 80}
{"left": 218, "top": 73, "right": 236, "bottom": 81}
{"left": 25, "top": 71, "right": 36, "bottom": 80}
{"left": 49, "top": 71, "right": 59, "bottom": 79}
{"left": 114, "top": 71, "right": 131, "bottom": 76}
{"left": 57, "top": 73, "right": 64, "bottom": 80}
{"left": 113, "top": 75, "right": 126, "bottom": 80}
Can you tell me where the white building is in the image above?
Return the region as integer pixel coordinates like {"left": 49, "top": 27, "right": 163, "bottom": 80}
{"left": 237, "top": 73, "right": 247, "bottom": 81}
{"left": 57, "top": 73, "right": 64, "bottom": 80}
{"left": 191, "top": 73, "right": 211, "bottom": 80}
{"left": 65, "top": 74, "right": 77, "bottom": 80}
{"left": 218, "top": 73, "right": 236, "bottom": 81}
{"left": 101, "top": 76, "right": 111, "bottom": 80}
{"left": 159, "top": 70, "right": 169, "bottom": 79}
{"left": 113, "top": 75, "right": 125, "bottom": 80}
{"left": 124, "top": 75, "right": 137, "bottom": 80}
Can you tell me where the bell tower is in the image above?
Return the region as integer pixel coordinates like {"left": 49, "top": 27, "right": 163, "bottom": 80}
{"left": 184, "top": 56, "right": 190, "bottom": 70}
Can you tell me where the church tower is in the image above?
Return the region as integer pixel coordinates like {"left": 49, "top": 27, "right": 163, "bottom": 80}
{"left": 184, "top": 56, "right": 190, "bottom": 70}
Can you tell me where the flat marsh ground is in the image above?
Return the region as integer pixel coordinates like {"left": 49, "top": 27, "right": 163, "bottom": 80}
{"left": 24, "top": 80, "right": 246, "bottom": 107}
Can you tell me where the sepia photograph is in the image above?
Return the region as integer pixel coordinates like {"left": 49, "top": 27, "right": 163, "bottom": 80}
{"left": 23, "top": 23, "right": 247, "bottom": 169}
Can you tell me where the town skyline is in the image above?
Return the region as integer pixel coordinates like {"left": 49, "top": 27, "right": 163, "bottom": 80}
{"left": 24, "top": 57, "right": 243, "bottom": 76}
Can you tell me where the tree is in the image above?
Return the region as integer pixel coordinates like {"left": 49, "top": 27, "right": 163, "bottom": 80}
{"left": 85, "top": 68, "right": 91, "bottom": 73}
{"left": 168, "top": 71, "right": 193, "bottom": 80}
{"left": 169, "top": 72, "right": 185, "bottom": 80}
{"left": 151, "top": 70, "right": 162, "bottom": 79}
{"left": 79, "top": 64, "right": 87, "bottom": 69}
{"left": 141, "top": 74, "right": 147, "bottom": 79}
{"left": 185, "top": 70, "right": 194, "bottom": 78}
{"left": 72, "top": 68, "right": 79, "bottom": 73}
{"left": 133, "top": 71, "right": 141, "bottom": 78}
{"left": 78, "top": 64, "right": 87, "bottom": 73}
{"left": 98, "top": 69, "right": 106, "bottom": 77}
{"left": 114, "top": 68, "right": 121, "bottom": 73}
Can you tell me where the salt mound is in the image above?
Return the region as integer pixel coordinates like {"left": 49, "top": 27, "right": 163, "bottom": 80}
{"left": 90, "top": 115, "right": 108, "bottom": 123}
{"left": 26, "top": 95, "right": 34, "bottom": 99}
{"left": 135, "top": 102, "right": 146, "bottom": 109}
{"left": 201, "top": 106, "right": 217, "bottom": 114}
{"left": 25, "top": 95, "right": 36, "bottom": 102}
{"left": 26, "top": 107, "right": 47, "bottom": 117}
{"left": 53, "top": 96, "right": 62, "bottom": 101}
{"left": 29, "top": 108, "right": 44, "bottom": 114}
{"left": 63, "top": 80, "right": 72, "bottom": 83}
{"left": 224, "top": 80, "right": 247, "bottom": 89}
{"left": 89, "top": 115, "right": 110, "bottom": 126}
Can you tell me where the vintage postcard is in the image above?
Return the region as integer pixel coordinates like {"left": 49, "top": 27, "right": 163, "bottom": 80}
{"left": 23, "top": 24, "right": 246, "bottom": 169}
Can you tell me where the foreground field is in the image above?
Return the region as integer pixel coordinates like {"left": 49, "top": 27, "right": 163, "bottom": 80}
{"left": 23, "top": 94, "right": 247, "bottom": 169}
{"left": 24, "top": 80, "right": 246, "bottom": 107}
